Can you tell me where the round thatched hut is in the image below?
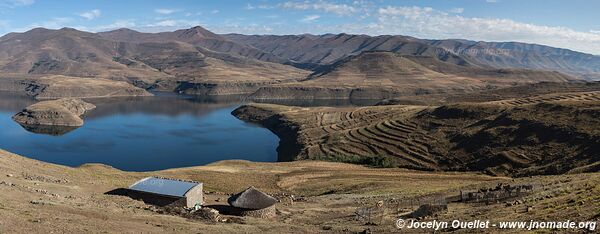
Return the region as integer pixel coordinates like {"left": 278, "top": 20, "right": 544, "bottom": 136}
{"left": 228, "top": 186, "right": 278, "bottom": 218}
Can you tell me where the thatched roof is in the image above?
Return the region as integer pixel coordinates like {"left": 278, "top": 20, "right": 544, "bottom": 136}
{"left": 228, "top": 186, "right": 277, "bottom": 209}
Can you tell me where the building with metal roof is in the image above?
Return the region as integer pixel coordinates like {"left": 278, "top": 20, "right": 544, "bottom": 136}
{"left": 127, "top": 177, "right": 203, "bottom": 208}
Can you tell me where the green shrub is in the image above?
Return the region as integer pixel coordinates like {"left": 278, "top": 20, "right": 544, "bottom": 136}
{"left": 314, "top": 154, "right": 399, "bottom": 168}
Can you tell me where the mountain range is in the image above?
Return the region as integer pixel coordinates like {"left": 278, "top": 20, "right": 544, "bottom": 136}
{"left": 225, "top": 33, "right": 600, "bottom": 80}
{"left": 0, "top": 25, "right": 597, "bottom": 99}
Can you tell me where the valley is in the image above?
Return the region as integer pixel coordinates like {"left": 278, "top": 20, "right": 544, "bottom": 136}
{"left": 0, "top": 19, "right": 598, "bottom": 233}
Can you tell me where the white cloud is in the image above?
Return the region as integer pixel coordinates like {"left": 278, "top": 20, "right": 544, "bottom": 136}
{"left": 78, "top": 9, "right": 101, "bottom": 20}
{"left": 367, "top": 6, "right": 600, "bottom": 54}
{"left": 300, "top": 15, "right": 320, "bottom": 23}
{"left": 27, "top": 17, "right": 73, "bottom": 29}
{"left": 150, "top": 20, "right": 177, "bottom": 27}
{"left": 280, "top": 1, "right": 357, "bottom": 16}
{"left": 97, "top": 19, "right": 136, "bottom": 31}
{"left": 449, "top": 7, "right": 464, "bottom": 14}
{"left": 154, "top": 8, "right": 178, "bottom": 14}
{"left": 245, "top": 4, "right": 275, "bottom": 10}
{"left": 11, "top": 17, "right": 89, "bottom": 33}
{"left": 591, "top": 30, "right": 600, "bottom": 34}
{"left": 3, "top": 0, "right": 34, "bottom": 7}
{"left": 486, "top": 0, "right": 498, "bottom": 3}
{"left": 0, "top": 20, "right": 10, "bottom": 32}
{"left": 207, "top": 23, "right": 277, "bottom": 35}
{"left": 211, "top": 10, "right": 219, "bottom": 14}
{"left": 146, "top": 19, "right": 201, "bottom": 28}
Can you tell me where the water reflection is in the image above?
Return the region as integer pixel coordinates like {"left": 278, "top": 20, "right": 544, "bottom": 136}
{"left": 253, "top": 98, "right": 380, "bottom": 107}
{"left": 0, "top": 92, "right": 36, "bottom": 112}
{"left": 16, "top": 123, "right": 79, "bottom": 136}
{"left": 84, "top": 93, "right": 248, "bottom": 119}
{"left": 0, "top": 92, "right": 280, "bottom": 171}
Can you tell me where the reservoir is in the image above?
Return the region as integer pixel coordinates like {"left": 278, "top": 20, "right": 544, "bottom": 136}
{"left": 0, "top": 92, "right": 376, "bottom": 171}
{"left": 0, "top": 92, "right": 280, "bottom": 171}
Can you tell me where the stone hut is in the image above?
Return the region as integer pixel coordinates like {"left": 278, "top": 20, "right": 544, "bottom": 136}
{"left": 127, "top": 177, "right": 203, "bottom": 208}
{"left": 228, "top": 186, "right": 278, "bottom": 218}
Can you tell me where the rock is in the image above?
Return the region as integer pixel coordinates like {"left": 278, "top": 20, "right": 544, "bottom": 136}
{"left": 193, "top": 207, "right": 220, "bottom": 222}
{"left": 6, "top": 174, "right": 13, "bottom": 177}
{"left": 276, "top": 209, "right": 291, "bottom": 215}
{"left": 30, "top": 200, "right": 55, "bottom": 206}
{"left": 409, "top": 204, "right": 448, "bottom": 218}
{"left": 12, "top": 98, "right": 96, "bottom": 127}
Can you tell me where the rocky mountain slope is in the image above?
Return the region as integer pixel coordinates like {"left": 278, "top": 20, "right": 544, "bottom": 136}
{"left": 0, "top": 74, "right": 152, "bottom": 100}
{"left": 0, "top": 26, "right": 595, "bottom": 99}
{"left": 248, "top": 52, "right": 576, "bottom": 100}
{"left": 0, "top": 27, "right": 309, "bottom": 95}
{"left": 99, "top": 27, "right": 287, "bottom": 64}
{"left": 0, "top": 28, "right": 166, "bottom": 82}
{"left": 225, "top": 33, "right": 600, "bottom": 80}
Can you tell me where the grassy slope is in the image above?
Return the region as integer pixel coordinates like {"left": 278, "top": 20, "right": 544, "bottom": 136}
{"left": 0, "top": 149, "right": 598, "bottom": 233}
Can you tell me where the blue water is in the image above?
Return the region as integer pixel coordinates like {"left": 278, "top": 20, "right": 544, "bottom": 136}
{"left": 0, "top": 93, "right": 279, "bottom": 171}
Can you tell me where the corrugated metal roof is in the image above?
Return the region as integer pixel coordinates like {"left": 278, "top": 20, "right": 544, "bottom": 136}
{"left": 129, "top": 177, "right": 200, "bottom": 198}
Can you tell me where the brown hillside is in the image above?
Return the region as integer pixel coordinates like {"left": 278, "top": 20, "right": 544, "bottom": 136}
{"left": 99, "top": 26, "right": 286, "bottom": 64}
{"left": 0, "top": 27, "right": 309, "bottom": 94}
{"left": 249, "top": 52, "right": 576, "bottom": 100}
{"left": 225, "top": 33, "right": 600, "bottom": 80}
{"left": 234, "top": 91, "right": 600, "bottom": 176}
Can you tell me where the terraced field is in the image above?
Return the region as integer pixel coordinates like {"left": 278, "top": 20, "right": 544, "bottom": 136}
{"left": 484, "top": 91, "right": 600, "bottom": 106}
{"left": 234, "top": 90, "right": 600, "bottom": 176}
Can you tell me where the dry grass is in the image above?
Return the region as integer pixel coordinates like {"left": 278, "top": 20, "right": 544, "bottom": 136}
{"left": 1, "top": 149, "right": 597, "bottom": 233}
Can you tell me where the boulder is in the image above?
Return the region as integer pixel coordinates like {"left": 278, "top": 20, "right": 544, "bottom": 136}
{"left": 409, "top": 204, "right": 448, "bottom": 218}
{"left": 193, "top": 207, "right": 221, "bottom": 222}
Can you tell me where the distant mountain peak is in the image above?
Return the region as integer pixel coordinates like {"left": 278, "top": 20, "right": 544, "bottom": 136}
{"left": 113, "top": 28, "right": 140, "bottom": 33}
{"left": 58, "top": 27, "right": 78, "bottom": 31}
{"left": 175, "top": 26, "right": 221, "bottom": 40}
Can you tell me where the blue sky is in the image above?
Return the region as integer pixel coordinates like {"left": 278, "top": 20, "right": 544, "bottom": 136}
{"left": 1, "top": 0, "right": 599, "bottom": 54}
